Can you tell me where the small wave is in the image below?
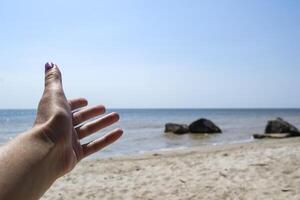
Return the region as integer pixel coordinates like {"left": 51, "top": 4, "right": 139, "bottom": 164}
{"left": 138, "top": 146, "right": 188, "bottom": 154}
{"left": 211, "top": 138, "right": 254, "bottom": 146}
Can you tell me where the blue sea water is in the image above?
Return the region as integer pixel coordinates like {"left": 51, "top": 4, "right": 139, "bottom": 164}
{"left": 0, "top": 109, "right": 300, "bottom": 159}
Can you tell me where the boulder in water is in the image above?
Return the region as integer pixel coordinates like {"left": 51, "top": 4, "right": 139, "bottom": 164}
{"left": 265, "top": 118, "right": 300, "bottom": 136}
{"left": 253, "top": 118, "right": 300, "bottom": 139}
{"left": 164, "top": 123, "right": 189, "bottom": 134}
{"left": 189, "top": 118, "right": 222, "bottom": 134}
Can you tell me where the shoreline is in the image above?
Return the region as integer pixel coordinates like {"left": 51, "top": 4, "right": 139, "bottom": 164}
{"left": 42, "top": 138, "right": 300, "bottom": 200}
{"left": 99, "top": 137, "right": 256, "bottom": 159}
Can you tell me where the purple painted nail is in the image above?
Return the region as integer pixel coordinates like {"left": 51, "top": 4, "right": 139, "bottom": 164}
{"left": 45, "top": 62, "right": 53, "bottom": 72}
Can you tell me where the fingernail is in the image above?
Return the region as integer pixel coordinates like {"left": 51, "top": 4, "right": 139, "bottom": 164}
{"left": 45, "top": 62, "right": 53, "bottom": 72}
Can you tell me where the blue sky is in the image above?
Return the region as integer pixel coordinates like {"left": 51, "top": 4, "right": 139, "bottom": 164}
{"left": 0, "top": 0, "right": 299, "bottom": 108}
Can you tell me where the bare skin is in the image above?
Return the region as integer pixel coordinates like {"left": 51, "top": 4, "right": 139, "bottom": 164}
{"left": 0, "top": 63, "right": 123, "bottom": 200}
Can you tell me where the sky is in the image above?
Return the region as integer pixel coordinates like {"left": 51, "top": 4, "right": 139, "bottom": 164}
{"left": 0, "top": 0, "right": 299, "bottom": 109}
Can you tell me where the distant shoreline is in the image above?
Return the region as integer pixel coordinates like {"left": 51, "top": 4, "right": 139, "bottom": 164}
{"left": 1, "top": 108, "right": 300, "bottom": 110}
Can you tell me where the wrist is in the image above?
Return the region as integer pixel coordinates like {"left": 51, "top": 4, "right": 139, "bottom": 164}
{"left": 22, "top": 126, "right": 64, "bottom": 178}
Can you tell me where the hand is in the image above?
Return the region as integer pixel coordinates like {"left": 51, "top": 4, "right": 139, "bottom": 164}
{"left": 0, "top": 62, "right": 122, "bottom": 200}
{"left": 34, "top": 62, "right": 123, "bottom": 176}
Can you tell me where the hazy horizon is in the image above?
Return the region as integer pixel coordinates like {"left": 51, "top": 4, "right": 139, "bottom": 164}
{"left": 1, "top": 107, "right": 300, "bottom": 110}
{"left": 1, "top": 0, "right": 299, "bottom": 109}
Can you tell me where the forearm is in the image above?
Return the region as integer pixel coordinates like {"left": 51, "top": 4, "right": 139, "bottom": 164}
{"left": 0, "top": 128, "right": 58, "bottom": 200}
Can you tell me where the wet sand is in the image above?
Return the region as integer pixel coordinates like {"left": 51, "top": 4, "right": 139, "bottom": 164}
{"left": 42, "top": 138, "right": 300, "bottom": 200}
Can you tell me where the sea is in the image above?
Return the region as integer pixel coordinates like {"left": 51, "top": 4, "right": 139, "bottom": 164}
{"left": 1, "top": 109, "right": 300, "bottom": 159}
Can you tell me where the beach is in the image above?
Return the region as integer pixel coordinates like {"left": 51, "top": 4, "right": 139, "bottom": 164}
{"left": 42, "top": 138, "right": 300, "bottom": 200}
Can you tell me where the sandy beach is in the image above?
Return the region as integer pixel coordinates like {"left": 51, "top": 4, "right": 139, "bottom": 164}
{"left": 42, "top": 138, "right": 300, "bottom": 200}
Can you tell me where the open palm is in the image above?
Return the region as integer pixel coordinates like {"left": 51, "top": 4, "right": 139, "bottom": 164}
{"left": 34, "top": 63, "right": 122, "bottom": 175}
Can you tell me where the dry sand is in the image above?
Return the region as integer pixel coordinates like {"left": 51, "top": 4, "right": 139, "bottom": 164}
{"left": 42, "top": 138, "right": 300, "bottom": 200}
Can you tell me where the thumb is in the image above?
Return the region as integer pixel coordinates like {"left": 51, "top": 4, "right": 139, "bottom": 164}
{"left": 44, "top": 62, "right": 63, "bottom": 92}
{"left": 35, "top": 62, "right": 66, "bottom": 125}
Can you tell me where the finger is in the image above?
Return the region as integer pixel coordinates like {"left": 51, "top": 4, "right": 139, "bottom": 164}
{"left": 73, "top": 105, "right": 105, "bottom": 126}
{"left": 76, "top": 112, "right": 119, "bottom": 139}
{"left": 44, "top": 62, "right": 63, "bottom": 92}
{"left": 68, "top": 98, "right": 88, "bottom": 111}
{"left": 81, "top": 128, "right": 123, "bottom": 159}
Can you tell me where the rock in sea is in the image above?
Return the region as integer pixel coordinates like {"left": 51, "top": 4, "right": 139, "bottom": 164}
{"left": 189, "top": 118, "right": 222, "bottom": 134}
{"left": 253, "top": 118, "right": 300, "bottom": 139}
{"left": 265, "top": 117, "right": 300, "bottom": 136}
{"left": 164, "top": 123, "right": 189, "bottom": 134}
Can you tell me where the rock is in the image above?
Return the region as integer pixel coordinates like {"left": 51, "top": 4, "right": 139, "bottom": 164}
{"left": 164, "top": 123, "right": 189, "bottom": 134}
{"left": 253, "top": 133, "right": 291, "bottom": 139}
{"left": 189, "top": 118, "right": 222, "bottom": 134}
{"left": 265, "top": 118, "right": 300, "bottom": 136}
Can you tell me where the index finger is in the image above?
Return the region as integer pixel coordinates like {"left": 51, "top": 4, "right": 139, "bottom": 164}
{"left": 68, "top": 98, "right": 88, "bottom": 111}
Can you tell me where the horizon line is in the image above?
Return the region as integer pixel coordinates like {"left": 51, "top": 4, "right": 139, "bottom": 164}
{"left": 1, "top": 107, "right": 300, "bottom": 110}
